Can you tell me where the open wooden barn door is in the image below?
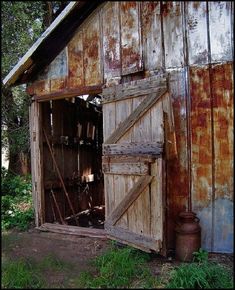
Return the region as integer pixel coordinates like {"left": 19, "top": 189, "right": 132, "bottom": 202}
{"left": 102, "top": 76, "right": 168, "bottom": 252}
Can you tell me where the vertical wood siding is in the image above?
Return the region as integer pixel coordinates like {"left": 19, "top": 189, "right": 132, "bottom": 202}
{"left": 101, "top": 2, "right": 121, "bottom": 84}
{"left": 141, "top": 2, "right": 162, "bottom": 71}
{"left": 29, "top": 1, "right": 233, "bottom": 253}
{"left": 186, "top": 2, "right": 209, "bottom": 65}
{"left": 162, "top": 2, "right": 185, "bottom": 68}
{"left": 120, "top": 2, "right": 143, "bottom": 75}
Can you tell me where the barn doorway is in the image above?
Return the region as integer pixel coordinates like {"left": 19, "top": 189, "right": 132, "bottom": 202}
{"left": 41, "top": 94, "right": 105, "bottom": 230}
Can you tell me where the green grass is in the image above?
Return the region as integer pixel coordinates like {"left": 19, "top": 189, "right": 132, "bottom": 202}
{"left": 37, "top": 253, "right": 72, "bottom": 271}
{"left": 2, "top": 259, "right": 44, "bottom": 289}
{"left": 166, "top": 261, "right": 233, "bottom": 289}
{"left": 2, "top": 234, "right": 233, "bottom": 289}
{"left": 75, "top": 241, "right": 158, "bottom": 288}
{"left": 75, "top": 245, "right": 234, "bottom": 289}
{"left": 1, "top": 254, "right": 72, "bottom": 289}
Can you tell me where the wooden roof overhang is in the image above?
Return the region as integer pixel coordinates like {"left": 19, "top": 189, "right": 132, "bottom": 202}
{"left": 3, "top": 1, "right": 104, "bottom": 87}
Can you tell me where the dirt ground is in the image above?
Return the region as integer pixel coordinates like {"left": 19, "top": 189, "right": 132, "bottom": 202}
{"left": 2, "top": 227, "right": 234, "bottom": 288}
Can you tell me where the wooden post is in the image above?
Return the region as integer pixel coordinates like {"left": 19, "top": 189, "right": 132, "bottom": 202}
{"left": 51, "top": 190, "right": 66, "bottom": 225}
{"left": 43, "top": 128, "right": 79, "bottom": 226}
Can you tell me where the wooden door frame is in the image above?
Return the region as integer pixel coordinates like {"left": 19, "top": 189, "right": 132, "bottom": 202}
{"left": 30, "top": 100, "right": 45, "bottom": 227}
{"left": 30, "top": 92, "right": 107, "bottom": 238}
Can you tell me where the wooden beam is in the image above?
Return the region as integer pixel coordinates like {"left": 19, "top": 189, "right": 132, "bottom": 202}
{"left": 32, "top": 85, "right": 103, "bottom": 102}
{"left": 102, "top": 75, "right": 167, "bottom": 103}
{"left": 105, "top": 90, "right": 168, "bottom": 144}
{"left": 105, "top": 223, "right": 161, "bottom": 252}
{"left": 108, "top": 175, "right": 153, "bottom": 226}
{"left": 102, "top": 162, "right": 149, "bottom": 175}
{"left": 103, "top": 142, "right": 163, "bottom": 156}
{"left": 38, "top": 223, "right": 107, "bottom": 239}
{"left": 102, "top": 155, "right": 157, "bottom": 164}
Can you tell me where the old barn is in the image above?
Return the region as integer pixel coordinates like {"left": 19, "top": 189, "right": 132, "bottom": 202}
{"left": 3, "top": 1, "right": 233, "bottom": 254}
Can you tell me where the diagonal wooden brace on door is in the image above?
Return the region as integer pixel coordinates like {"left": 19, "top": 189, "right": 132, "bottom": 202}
{"left": 104, "top": 88, "right": 168, "bottom": 144}
{"left": 107, "top": 175, "right": 153, "bottom": 226}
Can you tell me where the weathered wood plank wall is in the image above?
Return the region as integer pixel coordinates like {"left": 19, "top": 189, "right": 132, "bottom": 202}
{"left": 28, "top": 1, "right": 233, "bottom": 253}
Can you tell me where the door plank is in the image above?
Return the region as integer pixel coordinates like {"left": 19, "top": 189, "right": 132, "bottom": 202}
{"left": 102, "top": 155, "right": 157, "bottom": 164}
{"left": 103, "top": 162, "right": 149, "bottom": 175}
{"left": 108, "top": 175, "right": 153, "bottom": 226}
{"left": 103, "top": 142, "right": 163, "bottom": 155}
{"left": 150, "top": 159, "right": 163, "bottom": 240}
{"left": 114, "top": 175, "right": 128, "bottom": 229}
{"left": 103, "top": 102, "right": 116, "bottom": 142}
{"left": 105, "top": 223, "right": 161, "bottom": 251}
{"left": 102, "top": 76, "right": 166, "bottom": 103}
{"left": 105, "top": 89, "right": 168, "bottom": 144}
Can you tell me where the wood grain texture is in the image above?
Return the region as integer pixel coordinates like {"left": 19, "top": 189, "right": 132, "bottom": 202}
{"left": 29, "top": 101, "right": 44, "bottom": 226}
{"left": 108, "top": 175, "right": 153, "bottom": 226}
{"left": 102, "top": 162, "right": 149, "bottom": 176}
{"left": 102, "top": 76, "right": 166, "bottom": 103}
{"left": 120, "top": 2, "right": 143, "bottom": 75}
{"left": 103, "top": 142, "right": 163, "bottom": 156}
{"left": 141, "top": 2, "right": 162, "bottom": 71}
{"left": 185, "top": 2, "right": 209, "bottom": 65}
{"left": 209, "top": 2, "right": 233, "bottom": 62}
{"left": 105, "top": 89, "right": 167, "bottom": 144}
{"left": 102, "top": 2, "right": 121, "bottom": 83}
{"left": 105, "top": 223, "right": 161, "bottom": 252}
{"left": 39, "top": 223, "right": 107, "bottom": 238}
{"left": 162, "top": 1, "right": 185, "bottom": 68}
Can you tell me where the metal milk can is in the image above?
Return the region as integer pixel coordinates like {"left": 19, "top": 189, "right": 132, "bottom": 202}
{"left": 175, "top": 211, "right": 201, "bottom": 262}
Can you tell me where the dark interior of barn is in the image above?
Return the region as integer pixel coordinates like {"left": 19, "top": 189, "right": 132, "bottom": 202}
{"left": 41, "top": 95, "right": 105, "bottom": 229}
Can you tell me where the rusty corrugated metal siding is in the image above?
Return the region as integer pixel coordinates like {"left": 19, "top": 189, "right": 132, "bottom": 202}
{"left": 28, "top": 1, "right": 233, "bottom": 253}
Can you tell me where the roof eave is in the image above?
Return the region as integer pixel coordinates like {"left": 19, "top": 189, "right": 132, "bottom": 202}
{"left": 3, "top": 1, "right": 79, "bottom": 87}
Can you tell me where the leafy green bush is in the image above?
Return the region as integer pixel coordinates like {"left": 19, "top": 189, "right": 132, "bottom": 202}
{"left": 1, "top": 168, "right": 34, "bottom": 231}
{"left": 76, "top": 242, "right": 156, "bottom": 288}
{"left": 1, "top": 167, "right": 32, "bottom": 197}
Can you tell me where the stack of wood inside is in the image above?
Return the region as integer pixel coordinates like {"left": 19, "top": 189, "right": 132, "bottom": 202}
{"left": 42, "top": 95, "right": 104, "bottom": 229}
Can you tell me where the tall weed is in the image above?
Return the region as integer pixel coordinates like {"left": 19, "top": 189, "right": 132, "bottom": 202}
{"left": 166, "top": 261, "right": 233, "bottom": 289}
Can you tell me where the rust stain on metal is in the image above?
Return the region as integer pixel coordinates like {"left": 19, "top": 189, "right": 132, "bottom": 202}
{"left": 83, "top": 13, "right": 102, "bottom": 86}
{"left": 166, "top": 70, "right": 189, "bottom": 249}
{"left": 102, "top": 2, "right": 121, "bottom": 83}
{"left": 162, "top": 2, "right": 174, "bottom": 17}
{"left": 31, "top": 80, "right": 50, "bottom": 96}
{"left": 50, "top": 78, "right": 66, "bottom": 93}
{"left": 120, "top": 2, "right": 143, "bottom": 75}
{"left": 193, "top": 2, "right": 201, "bottom": 10}
{"left": 211, "top": 63, "right": 233, "bottom": 200}
{"left": 162, "top": 1, "right": 180, "bottom": 17}
{"left": 67, "top": 30, "right": 84, "bottom": 88}
{"left": 189, "top": 66, "right": 213, "bottom": 207}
